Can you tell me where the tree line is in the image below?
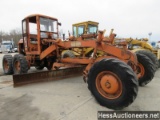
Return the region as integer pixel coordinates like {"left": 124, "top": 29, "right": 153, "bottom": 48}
{"left": 0, "top": 28, "right": 22, "bottom": 46}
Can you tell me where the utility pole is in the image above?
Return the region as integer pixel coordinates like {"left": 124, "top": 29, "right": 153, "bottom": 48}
{"left": 148, "top": 32, "right": 152, "bottom": 41}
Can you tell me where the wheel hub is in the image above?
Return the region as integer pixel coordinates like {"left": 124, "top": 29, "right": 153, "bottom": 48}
{"left": 105, "top": 81, "right": 111, "bottom": 88}
{"left": 100, "top": 75, "right": 119, "bottom": 94}
{"left": 96, "top": 71, "right": 122, "bottom": 99}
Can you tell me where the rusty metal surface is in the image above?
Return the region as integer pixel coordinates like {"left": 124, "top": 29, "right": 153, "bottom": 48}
{"left": 13, "top": 67, "right": 84, "bottom": 87}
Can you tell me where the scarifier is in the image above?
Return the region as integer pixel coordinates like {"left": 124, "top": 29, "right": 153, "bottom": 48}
{"left": 2, "top": 14, "right": 155, "bottom": 110}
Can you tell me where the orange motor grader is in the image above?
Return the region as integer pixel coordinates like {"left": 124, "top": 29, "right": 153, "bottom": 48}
{"left": 2, "top": 14, "right": 155, "bottom": 110}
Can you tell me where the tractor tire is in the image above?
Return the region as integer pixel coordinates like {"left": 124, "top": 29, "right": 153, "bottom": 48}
{"left": 136, "top": 53, "right": 155, "bottom": 86}
{"left": 136, "top": 50, "right": 159, "bottom": 70}
{"left": 35, "top": 61, "right": 44, "bottom": 70}
{"left": 46, "top": 63, "right": 53, "bottom": 70}
{"left": 12, "top": 54, "right": 28, "bottom": 74}
{"left": 45, "top": 56, "right": 56, "bottom": 70}
{"left": 35, "top": 66, "right": 44, "bottom": 70}
{"left": 2, "top": 55, "right": 13, "bottom": 75}
{"left": 61, "top": 50, "right": 75, "bottom": 58}
{"left": 87, "top": 58, "right": 138, "bottom": 110}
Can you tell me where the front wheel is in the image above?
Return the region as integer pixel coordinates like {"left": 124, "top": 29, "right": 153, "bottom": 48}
{"left": 87, "top": 58, "right": 138, "bottom": 110}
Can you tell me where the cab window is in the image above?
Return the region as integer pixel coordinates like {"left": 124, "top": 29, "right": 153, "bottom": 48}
{"left": 73, "top": 26, "right": 77, "bottom": 37}
{"left": 88, "top": 24, "right": 97, "bottom": 34}
{"left": 78, "top": 25, "right": 84, "bottom": 36}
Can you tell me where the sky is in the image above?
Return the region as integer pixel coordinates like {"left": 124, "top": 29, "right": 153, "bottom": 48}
{"left": 0, "top": 0, "right": 160, "bottom": 41}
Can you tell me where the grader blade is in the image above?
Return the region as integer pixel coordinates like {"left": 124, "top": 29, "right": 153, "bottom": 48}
{"left": 13, "top": 67, "right": 84, "bottom": 87}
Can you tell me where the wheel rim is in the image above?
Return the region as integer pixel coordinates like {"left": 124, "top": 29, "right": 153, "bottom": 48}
{"left": 14, "top": 60, "right": 20, "bottom": 73}
{"left": 96, "top": 71, "right": 122, "bottom": 99}
{"left": 3, "top": 59, "right": 9, "bottom": 72}
{"left": 137, "top": 63, "right": 145, "bottom": 78}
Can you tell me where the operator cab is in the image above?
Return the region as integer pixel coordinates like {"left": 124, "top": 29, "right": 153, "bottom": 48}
{"left": 39, "top": 17, "right": 59, "bottom": 39}
{"left": 21, "top": 14, "right": 61, "bottom": 54}
{"left": 72, "top": 21, "right": 99, "bottom": 38}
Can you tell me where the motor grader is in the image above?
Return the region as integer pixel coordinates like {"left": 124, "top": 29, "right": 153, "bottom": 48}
{"left": 62, "top": 21, "right": 115, "bottom": 58}
{"left": 72, "top": 21, "right": 99, "bottom": 37}
{"left": 62, "top": 21, "right": 155, "bottom": 87}
{"left": 116, "top": 38, "right": 159, "bottom": 70}
{"left": 62, "top": 21, "right": 99, "bottom": 57}
{"left": 69, "top": 20, "right": 159, "bottom": 71}
{"left": 2, "top": 14, "right": 155, "bottom": 110}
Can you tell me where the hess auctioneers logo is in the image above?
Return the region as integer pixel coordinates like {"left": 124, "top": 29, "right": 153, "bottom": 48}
{"left": 97, "top": 111, "right": 160, "bottom": 119}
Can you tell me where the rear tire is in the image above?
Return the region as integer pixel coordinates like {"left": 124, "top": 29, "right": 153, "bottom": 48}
{"left": 136, "top": 50, "right": 158, "bottom": 70}
{"left": 45, "top": 56, "right": 56, "bottom": 70}
{"left": 35, "top": 61, "right": 44, "bottom": 70}
{"left": 136, "top": 53, "right": 155, "bottom": 86}
{"left": 2, "top": 55, "right": 13, "bottom": 74}
{"left": 35, "top": 66, "right": 44, "bottom": 70}
{"left": 87, "top": 58, "right": 138, "bottom": 110}
{"left": 12, "top": 54, "right": 28, "bottom": 74}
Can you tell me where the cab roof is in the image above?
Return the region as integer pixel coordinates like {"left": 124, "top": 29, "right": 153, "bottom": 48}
{"left": 72, "top": 21, "right": 99, "bottom": 26}
{"left": 23, "top": 14, "right": 58, "bottom": 21}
